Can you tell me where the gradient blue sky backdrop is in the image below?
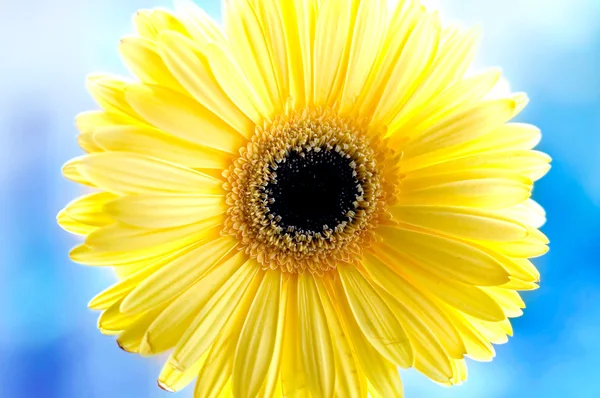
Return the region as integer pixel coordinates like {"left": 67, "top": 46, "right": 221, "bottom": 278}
{"left": 1, "top": 1, "right": 598, "bottom": 397}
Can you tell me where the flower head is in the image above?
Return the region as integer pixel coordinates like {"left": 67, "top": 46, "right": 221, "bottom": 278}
{"left": 58, "top": 0, "right": 550, "bottom": 396}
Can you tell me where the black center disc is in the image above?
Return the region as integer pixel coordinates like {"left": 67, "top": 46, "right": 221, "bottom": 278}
{"left": 264, "top": 148, "right": 361, "bottom": 234}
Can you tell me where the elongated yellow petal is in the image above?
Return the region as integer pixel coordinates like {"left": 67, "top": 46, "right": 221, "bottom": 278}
{"left": 121, "top": 237, "right": 238, "bottom": 314}
{"left": 174, "top": 0, "right": 227, "bottom": 45}
{"left": 406, "top": 150, "right": 550, "bottom": 183}
{"left": 157, "top": 31, "right": 254, "bottom": 136}
{"left": 92, "top": 124, "right": 232, "bottom": 169}
{"left": 86, "top": 75, "right": 138, "bottom": 117}
{"left": 281, "top": 276, "right": 311, "bottom": 398}
{"left": 362, "top": 253, "right": 466, "bottom": 359}
{"left": 119, "top": 36, "right": 184, "bottom": 91}
{"left": 124, "top": 84, "right": 246, "bottom": 153}
{"left": 257, "top": 276, "right": 288, "bottom": 398}
{"left": 483, "top": 287, "right": 525, "bottom": 318}
{"left": 380, "top": 289, "right": 454, "bottom": 384}
{"left": 104, "top": 193, "right": 226, "bottom": 229}
{"left": 397, "top": 170, "right": 532, "bottom": 210}
{"left": 371, "top": 13, "right": 440, "bottom": 126}
{"left": 389, "top": 68, "right": 502, "bottom": 144}
{"left": 339, "top": 0, "right": 386, "bottom": 114}
{"left": 195, "top": 269, "right": 261, "bottom": 398}
{"left": 333, "top": 278, "right": 404, "bottom": 397}
{"left": 88, "top": 249, "right": 185, "bottom": 310}
{"left": 140, "top": 251, "right": 248, "bottom": 355}
{"left": 60, "top": 192, "right": 115, "bottom": 228}
{"left": 204, "top": 40, "right": 270, "bottom": 123}
{"left": 313, "top": 0, "right": 353, "bottom": 105}
{"left": 75, "top": 110, "right": 142, "bottom": 134}
{"left": 316, "top": 277, "right": 366, "bottom": 398}
{"left": 169, "top": 261, "right": 262, "bottom": 371}
{"left": 377, "top": 226, "right": 510, "bottom": 286}
{"left": 98, "top": 297, "right": 143, "bottom": 331}
{"left": 233, "top": 271, "right": 281, "bottom": 398}
{"left": 390, "top": 205, "right": 528, "bottom": 242}
{"left": 390, "top": 26, "right": 480, "bottom": 128}
{"left": 83, "top": 216, "right": 222, "bottom": 254}
{"left": 298, "top": 273, "right": 335, "bottom": 398}
{"left": 338, "top": 264, "right": 413, "bottom": 368}
{"left": 403, "top": 99, "right": 517, "bottom": 158}
{"left": 500, "top": 199, "right": 546, "bottom": 229}
{"left": 117, "top": 305, "right": 166, "bottom": 353}
{"left": 77, "top": 152, "right": 223, "bottom": 195}
{"left": 224, "top": 0, "right": 282, "bottom": 113}
{"left": 56, "top": 210, "right": 97, "bottom": 236}
{"left": 158, "top": 355, "right": 207, "bottom": 393}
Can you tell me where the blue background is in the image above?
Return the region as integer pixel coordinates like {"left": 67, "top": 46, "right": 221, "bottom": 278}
{"left": 0, "top": 0, "right": 598, "bottom": 397}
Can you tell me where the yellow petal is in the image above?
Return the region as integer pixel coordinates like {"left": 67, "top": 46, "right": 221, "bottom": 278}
{"left": 116, "top": 305, "right": 165, "bottom": 353}
{"left": 92, "top": 124, "right": 232, "bottom": 170}
{"left": 333, "top": 278, "right": 404, "bottom": 397}
{"left": 391, "top": 26, "right": 480, "bottom": 129}
{"left": 371, "top": 13, "right": 440, "bottom": 126}
{"left": 104, "top": 193, "right": 226, "bottom": 229}
{"left": 88, "top": 250, "right": 183, "bottom": 310}
{"left": 133, "top": 10, "right": 158, "bottom": 40}
{"left": 148, "top": 9, "right": 190, "bottom": 37}
{"left": 157, "top": 31, "right": 254, "bottom": 137}
{"left": 461, "top": 123, "right": 542, "bottom": 154}
{"left": 313, "top": 0, "right": 353, "bottom": 105}
{"left": 316, "top": 277, "right": 366, "bottom": 398}
{"left": 169, "top": 261, "right": 262, "bottom": 371}
{"left": 57, "top": 210, "right": 97, "bottom": 236}
{"left": 158, "top": 355, "right": 207, "bottom": 393}
{"left": 121, "top": 237, "right": 238, "bottom": 314}
{"left": 233, "top": 271, "right": 281, "bottom": 398}
{"left": 297, "top": 273, "right": 335, "bottom": 398}
{"left": 252, "top": 0, "right": 291, "bottom": 107}
{"left": 224, "top": 0, "right": 282, "bottom": 114}
{"left": 76, "top": 110, "right": 142, "bottom": 133}
{"left": 86, "top": 75, "right": 138, "bottom": 117}
{"left": 500, "top": 199, "right": 546, "bottom": 229}
{"left": 119, "top": 36, "right": 184, "bottom": 91}
{"left": 483, "top": 228, "right": 549, "bottom": 258}
{"left": 403, "top": 99, "right": 517, "bottom": 158}
{"left": 406, "top": 150, "right": 550, "bottom": 183}
{"left": 257, "top": 276, "right": 288, "bottom": 398}
{"left": 377, "top": 226, "right": 510, "bottom": 286}
{"left": 77, "top": 152, "right": 223, "bottom": 195}
{"left": 339, "top": 0, "right": 387, "bottom": 113}
{"left": 124, "top": 84, "right": 246, "bottom": 154}
{"left": 207, "top": 39, "right": 273, "bottom": 124}
{"left": 389, "top": 68, "right": 502, "bottom": 142}
{"left": 397, "top": 170, "right": 532, "bottom": 210}
{"left": 362, "top": 253, "right": 466, "bottom": 359}
{"left": 440, "top": 305, "right": 496, "bottom": 362}
{"left": 279, "top": 0, "right": 319, "bottom": 107}
{"left": 140, "top": 251, "right": 248, "bottom": 356}
{"left": 174, "top": 0, "right": 227, "bottom": 45}
{"left": 83, "top": 216, "right": 222, "bottom": 254}
{"left": 356, "top": 1, "right": 421, "bottom": 118}
{"left": 380, "top": 289, "right": 454, "bottom": 384}
{"left": 483, "top": 287, "right": 525, "bottom": 318}
{"left": 390, "top": 205, "right": 528, "bottom": 242}
{"left": 337, "top": 264, "right": 413, "bottom": 368}
{"left": 60, "top": 191, "right": 115, "bottom": 227}
{"left": 281, "top": 276, "right": 311, "bottom": 397}
{"left": 98, "top": 297, "right": 142, "bottom": 331}
{"left": 62, "top": 157, "right": 95, "bottom": 187}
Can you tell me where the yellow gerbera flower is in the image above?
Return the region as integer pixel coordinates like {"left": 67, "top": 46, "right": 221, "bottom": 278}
{"left": 58, "top": 0, "right": 550, "bottom": 396}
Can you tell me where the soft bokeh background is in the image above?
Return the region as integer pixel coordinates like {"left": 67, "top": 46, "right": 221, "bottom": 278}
{"left": 0, "top": 0, "right": 598, "bottom": 397}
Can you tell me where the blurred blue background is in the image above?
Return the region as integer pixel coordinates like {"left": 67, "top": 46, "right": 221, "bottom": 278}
{"left": 0, "top": 0, "right": 598, "bottom": 397}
